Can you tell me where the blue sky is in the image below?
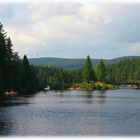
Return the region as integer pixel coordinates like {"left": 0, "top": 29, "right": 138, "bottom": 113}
{"left": 0, "top": 1, "right": 140, "bottom": 59}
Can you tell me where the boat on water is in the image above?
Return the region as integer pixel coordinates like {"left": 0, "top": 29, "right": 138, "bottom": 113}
{"left": 4, "top": 91, "right": 17, "bottom": 96}
{"left": 44, "top": 86, "right": 50, "bottom": 91}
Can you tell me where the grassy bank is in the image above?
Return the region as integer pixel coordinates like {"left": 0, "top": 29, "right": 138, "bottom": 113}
{"left": 67, "top": 82, "right": 117, "bottom": 90}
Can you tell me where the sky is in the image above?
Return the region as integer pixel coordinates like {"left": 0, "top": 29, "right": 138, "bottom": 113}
{"left": 0, "top": 0, "right": 140, "bottom": 59}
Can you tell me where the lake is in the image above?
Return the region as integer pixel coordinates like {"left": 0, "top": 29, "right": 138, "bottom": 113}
{"left": 0, "top": 89, "right": 140, "bottom": 136}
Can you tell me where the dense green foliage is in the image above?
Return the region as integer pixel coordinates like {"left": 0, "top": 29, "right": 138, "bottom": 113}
{"left": 0, "top": 22, "right": 140, "bottom": 94}
{"left": 0, "top": 23, "right": 39, "bottom": 94}
{"left": 24, "top": 56, "right": 140, "bottom": 90}
{"left": 22, "top": 55, "right": 39, "bottom": 92}
{"left": 71, "top": 82, "right": 117, "bottom": 90}
{"left": 35, "top": 66, "right": 82, "bottom": 90}
{"left": 82, "top": 55, "right": 96, "bottom": 83}
{"left": 0, "top": 23, "right": 22, "bottom": 92}
{"left": 106, "top": 58, "right": 140, "bottom": 83}
{"left": 29, "top": 56, "right": 140, "bottom": 70}
{"left": 95, "top": 60, "right": 106, "bottom": 82}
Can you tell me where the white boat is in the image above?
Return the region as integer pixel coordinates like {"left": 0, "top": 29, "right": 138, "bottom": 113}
{"left": 44, "top": 86, "right": 50, "bottom": 91}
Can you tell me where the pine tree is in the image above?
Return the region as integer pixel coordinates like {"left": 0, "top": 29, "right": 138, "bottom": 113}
{"left": 82, "top": 55, "right": 96, "bottom": 83}
{"left": 22, "top": 55, "right": 39, "bottom": 92}
{"left": 22, "top": 55, "right": 31, "bottom": 91}
{"left": 95, "top": 60, "right": 106, "bottom": 82}
{"left": 5, "top": 37, "right": 13, "bottom": 62}
{"left": 0, "top": 23, "right": 7, "bottom": 91}
{"left": 0, "top": 23, "right": 7, "bottom": 68}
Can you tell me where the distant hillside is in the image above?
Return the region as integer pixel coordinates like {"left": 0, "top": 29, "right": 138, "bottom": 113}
{"left": 29, "top": 56, "right": 140, "bottom": 70}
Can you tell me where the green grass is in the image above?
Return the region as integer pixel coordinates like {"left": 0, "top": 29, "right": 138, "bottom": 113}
{"left": 67, "top": 82, "right": 117, "bottom": 90}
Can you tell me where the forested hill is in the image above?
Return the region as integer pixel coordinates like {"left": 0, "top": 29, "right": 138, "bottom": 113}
{"left": 29, "top": 56, "right": 140, "bottom": 70}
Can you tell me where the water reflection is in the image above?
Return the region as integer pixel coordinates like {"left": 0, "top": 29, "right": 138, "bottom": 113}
{"left": 0, "top": 89, "right": 140, "bottom": 136}
{"left": 95, "top": 90, "right": 106, "bottom": 104}
{"left": 96, "top": 90, "right": 106, "bottom": 95}
{"left": 0, "top": 93, "right": 37, "bottom": 107}
{"left": 0, "top": 108, "right": 12, "bottom": 135}
{"left": 82, "top": 90, "right": 107, "bottom": 104}
{"left": 82, "top": 91, "right": 93, "bottom": 104}
{"left": 0, "top": 121, "right": 5, "bottom": 127}
{"left": 0, "top": 120, "right": 6, "bottom": 134}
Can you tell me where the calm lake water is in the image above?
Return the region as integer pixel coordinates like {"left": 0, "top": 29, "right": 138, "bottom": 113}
{"left": 0, "top": 89, "right": 140, "bottom": 136}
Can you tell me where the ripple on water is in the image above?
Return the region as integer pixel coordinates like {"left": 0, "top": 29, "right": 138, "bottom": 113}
{"left": 0, "top": 89, "right": 140, "bottom": 136}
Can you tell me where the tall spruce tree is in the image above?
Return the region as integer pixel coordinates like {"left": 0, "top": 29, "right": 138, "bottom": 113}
{"left": 0, "top": 23, "right": 7, "bottom": 91}
{"left": 22, "top": 55, "right": 39, "bottom": 92}
{"left": 22, "top": 55, "right": 31, "bottom": 92}
{"left": 82, "top": 55, "right": 96, "bottom": 83}
{"left": 95, "top": 60, "right": 106, "bottom": 82}
{"left": 5, "top": 37, "right": 13, "bottom": 62}
{"left": 0, "top": 22, "right": 40, "bottom": 94}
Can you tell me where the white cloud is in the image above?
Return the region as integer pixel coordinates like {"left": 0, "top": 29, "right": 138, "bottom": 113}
{"left": 6, "top": 27, "right": 42, "bottom": 45}
{"left": 78, "top": 3, "right": 112, "bottom": 24}
{"left": 5, "top": 3, "right": 112, "bottom": 40}
{"left": 5, "top": 27, "right": 45, "bottom": 57}
{"left": 1, "top": 2, "right": 139, "bottom": 58}
{"left": 0, "top": 5, "right": 5, "bottom": 12}
{"left": 1, "top": 2, "right": 114, "bottom": 58}
{"left": 128, "top": 42, "right": 140, "bottom": 52}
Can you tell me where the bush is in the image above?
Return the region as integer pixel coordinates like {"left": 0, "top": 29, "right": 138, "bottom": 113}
{"left": 69, "top": 82, "right": 117, "bottom": 90}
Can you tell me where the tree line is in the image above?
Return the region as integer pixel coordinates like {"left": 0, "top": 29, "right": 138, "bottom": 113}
{"left": 0, "top": 22, "right": 140, "bottom": 93}
{"left": 106, "top": 58, "right": 140, "bottom": 83}
{"left": 35, "top": 55, "right": 140, "bottom": 89}
{"left": 0, "top": 23, "right": 39, "bottom": 93}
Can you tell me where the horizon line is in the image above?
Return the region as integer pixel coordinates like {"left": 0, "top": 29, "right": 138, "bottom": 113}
{"left": 28, "top": 55, "right": 140, "bottom": 60}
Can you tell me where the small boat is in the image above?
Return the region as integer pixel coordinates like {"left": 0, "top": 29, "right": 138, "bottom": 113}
{"left": 44, "top": 86, "right": 50, "bottom": 91}
{"left": 4, "top": 91, "right": 17, "bottom": 96}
